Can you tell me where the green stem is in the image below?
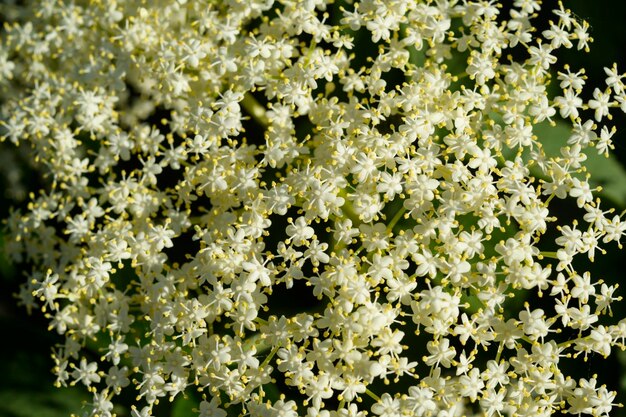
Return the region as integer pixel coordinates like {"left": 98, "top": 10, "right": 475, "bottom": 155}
{"left": 241, "top": 93, "right": 270, "bottom": 127}
{"left": 338, "top": 188, "right": 360, "bottom": 225}
{"left": 495, "top": 342, "right": 504, "bottom": 363}
{"left": 365, "top": 388, "right": 381, "bottom": 402}
{"left": 386, "top": 205, "right": 407, "bottom": 233}
{"left": 260, "top": 344, "right": 280, "bottom": 369}
{"left": 558, "top": 338, "right": 578, "bottom": 349}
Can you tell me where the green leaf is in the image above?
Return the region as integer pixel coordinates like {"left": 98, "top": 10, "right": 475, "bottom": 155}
{"left": 0, "top": 388, "right": 88, "bottom": 417}
{"left": 532, "top": 120, "right": 626, "bottom": 208}
{"left": 171, "top": 393, "right": 200, "bottom": 417}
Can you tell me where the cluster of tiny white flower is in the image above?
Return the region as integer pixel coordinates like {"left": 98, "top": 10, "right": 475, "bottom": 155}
{"left": 2, "top": 0, "right": 626, "bottom": 416}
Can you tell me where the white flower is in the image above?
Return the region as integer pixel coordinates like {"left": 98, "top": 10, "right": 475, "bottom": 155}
{"left": 2, "top": 1, "right": 625, "bottom": 416}
{"left": 555, "top": 88, "right": 583, "bottom": 119}
{"left": 588, "top": 88, "right": 613, "bottom": 122}
{"left": 286, "top": 216, "right": 315, "bottom": 246}
{"left": 71, "top": 358, "right": 101, "bottom": 387}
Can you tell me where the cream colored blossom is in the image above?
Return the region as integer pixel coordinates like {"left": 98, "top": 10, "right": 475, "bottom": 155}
{"left": 1, "top": 1, "right": 625, "bottom": 417}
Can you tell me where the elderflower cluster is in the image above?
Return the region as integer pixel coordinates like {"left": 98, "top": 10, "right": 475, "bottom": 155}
{"left": 2, "top": 1, "right": 626, "bottom": 416}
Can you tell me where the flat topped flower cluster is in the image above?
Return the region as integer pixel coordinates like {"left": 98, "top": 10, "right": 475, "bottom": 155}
{"left": 2, "top": 0, "right": 626, "bottom": 416}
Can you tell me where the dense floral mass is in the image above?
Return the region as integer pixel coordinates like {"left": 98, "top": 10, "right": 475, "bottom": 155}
{"left": 2, "top": 0, "right": 626, "bottom": 416}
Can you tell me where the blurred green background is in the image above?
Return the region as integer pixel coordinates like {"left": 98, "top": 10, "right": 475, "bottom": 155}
{"left": 1, "top": 1, "right": 626, "bottom": 416}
